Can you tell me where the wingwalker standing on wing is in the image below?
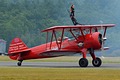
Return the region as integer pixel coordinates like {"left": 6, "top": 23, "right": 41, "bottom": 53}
{"left": 70, "top": 4, "right": 80, "bottom": 25}
{"left": 8, "top": 24, "right": 115, "bottom": 67}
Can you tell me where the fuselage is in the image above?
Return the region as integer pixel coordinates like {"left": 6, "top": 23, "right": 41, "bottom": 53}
{"left": 9, "top": 32, "right": 102, "bottom": 60}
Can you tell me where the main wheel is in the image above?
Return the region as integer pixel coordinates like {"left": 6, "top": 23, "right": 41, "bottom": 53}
{"left": 79, "top": 58, "right": 88, "bottom": 67}
{"left": 92, "top": 57, "right": 102, "bottom": 67}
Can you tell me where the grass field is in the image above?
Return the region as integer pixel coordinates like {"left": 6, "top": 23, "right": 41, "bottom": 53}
{"left": 0, "top": 67, "right": 120, "bottom": 80}
{"left": 0, "top": 56, "right": 120, "bottom": 80}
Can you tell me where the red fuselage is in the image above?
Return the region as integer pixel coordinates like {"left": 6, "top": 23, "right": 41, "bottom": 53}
{"left": 9, "top": 32, "right": 101, "bottom": 60}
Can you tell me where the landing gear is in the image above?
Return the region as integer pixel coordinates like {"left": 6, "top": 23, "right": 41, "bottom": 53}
{"left": 89, "top": 48, "right": 102, "bottom": 67}
{"left": 92, "top": 57, "right": 102, "bottom": 67}
{"left": 17, "top": 60, "right": 23, "bottom": 66}
{"left": 79, "top": 48, "right": 102, "bottom": 67}
{"left": 78, "top": 57, "right": 102, "bottom": 67}
{"left": 79, "top": 58, "right": 88, "bottom": 67}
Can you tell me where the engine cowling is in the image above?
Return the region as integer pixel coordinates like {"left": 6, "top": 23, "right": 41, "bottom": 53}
{"left": 83, "top": 32, "right": 102, "bottom": 50}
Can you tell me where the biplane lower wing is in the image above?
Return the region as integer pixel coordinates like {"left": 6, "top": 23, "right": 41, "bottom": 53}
{"left": 39, "top": 46, "right": 109, "bottom": 57}
{"left": 39, "top": 50, "right": 79, "bottom": 57}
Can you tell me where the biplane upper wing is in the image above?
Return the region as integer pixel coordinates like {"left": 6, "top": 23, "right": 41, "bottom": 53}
{"left": 42, "top": 24, "right": 115, "bottom": 32}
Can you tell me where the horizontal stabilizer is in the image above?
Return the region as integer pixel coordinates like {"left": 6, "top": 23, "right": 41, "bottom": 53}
{"left": 8, "top": 49, "right": 31, "bottom": 56}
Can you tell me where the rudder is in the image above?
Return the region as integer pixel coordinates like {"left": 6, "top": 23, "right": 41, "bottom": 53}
{"left": 8, "top": 38, "right": 29, "bottom": 60}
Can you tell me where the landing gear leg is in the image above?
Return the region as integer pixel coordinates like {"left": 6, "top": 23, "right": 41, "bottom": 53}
{"left": 89, "top": 48, "right": 102, "bottom": 67}
{"left": 17, "top": 60, "right": 23, "bottom": 66}
{"left": 79, "top": 49, "right": 88, "bottom": 67}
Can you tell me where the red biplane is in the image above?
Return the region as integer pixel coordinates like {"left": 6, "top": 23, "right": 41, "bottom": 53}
{"left": 8, "top": 24, "right": 115, "bottom": 67}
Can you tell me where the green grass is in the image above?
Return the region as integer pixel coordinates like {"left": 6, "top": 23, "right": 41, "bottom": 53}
{"left": 0, "top": 56, "right": 12, "bottom": 61}
{"left": 0, "top": 67, "right": 120, "bottom": 80}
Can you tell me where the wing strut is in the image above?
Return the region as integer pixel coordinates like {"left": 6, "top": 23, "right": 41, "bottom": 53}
{"left": 79, "top": 28, "right": 85, "bottom": 40}
{"left": 69, "top": 29, "right": 79, "bottom": 42}
{"left": 59, "top": 28, "right": 64, "bottom": 49}
{"left": 53, "top": 30, "right": 60, "bottom": 50}
{"left": 50, "top": 30, "right": 54, "bottom": 50}
{"left": 103, "top": 27, "right": 107, "bottom": 38}
{"left": 46, "top": 29, "right": 65, "bottom": 50}
{"left": 46, "top": 31, "right": 48, "bottom": 50}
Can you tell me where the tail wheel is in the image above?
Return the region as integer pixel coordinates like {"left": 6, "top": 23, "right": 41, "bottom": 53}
{"left": 17, "top": 60, "right": 23, "bottom": 66}
{"left": 79, "top": 58, "right": 88, "bottom": 67}
{"left": 92, "top": 57, "right": 102, "bottom": 67}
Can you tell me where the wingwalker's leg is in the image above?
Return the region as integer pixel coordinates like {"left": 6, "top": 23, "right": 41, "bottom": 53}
{"left": 79, "top": 48, "right": 88, "bottom": 67}
{"left": 89, "top": 48, "right": 102, "bottom": 67}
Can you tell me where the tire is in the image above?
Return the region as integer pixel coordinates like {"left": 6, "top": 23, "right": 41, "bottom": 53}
{"left": 79, "top": 58, "right": 88, "bottom": 67}
{"left": 92, "top": 57, "right": 102, "bottom": 67}
{"left": 17, "top": 62, "right": 22, "bottom": 66}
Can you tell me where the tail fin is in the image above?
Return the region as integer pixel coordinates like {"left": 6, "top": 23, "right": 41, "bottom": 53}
{"left": 8, "top": 38, "right": 29, "bottom": 54}
{"left": 8, "top": 38, "right": 31, "bottom": 60}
